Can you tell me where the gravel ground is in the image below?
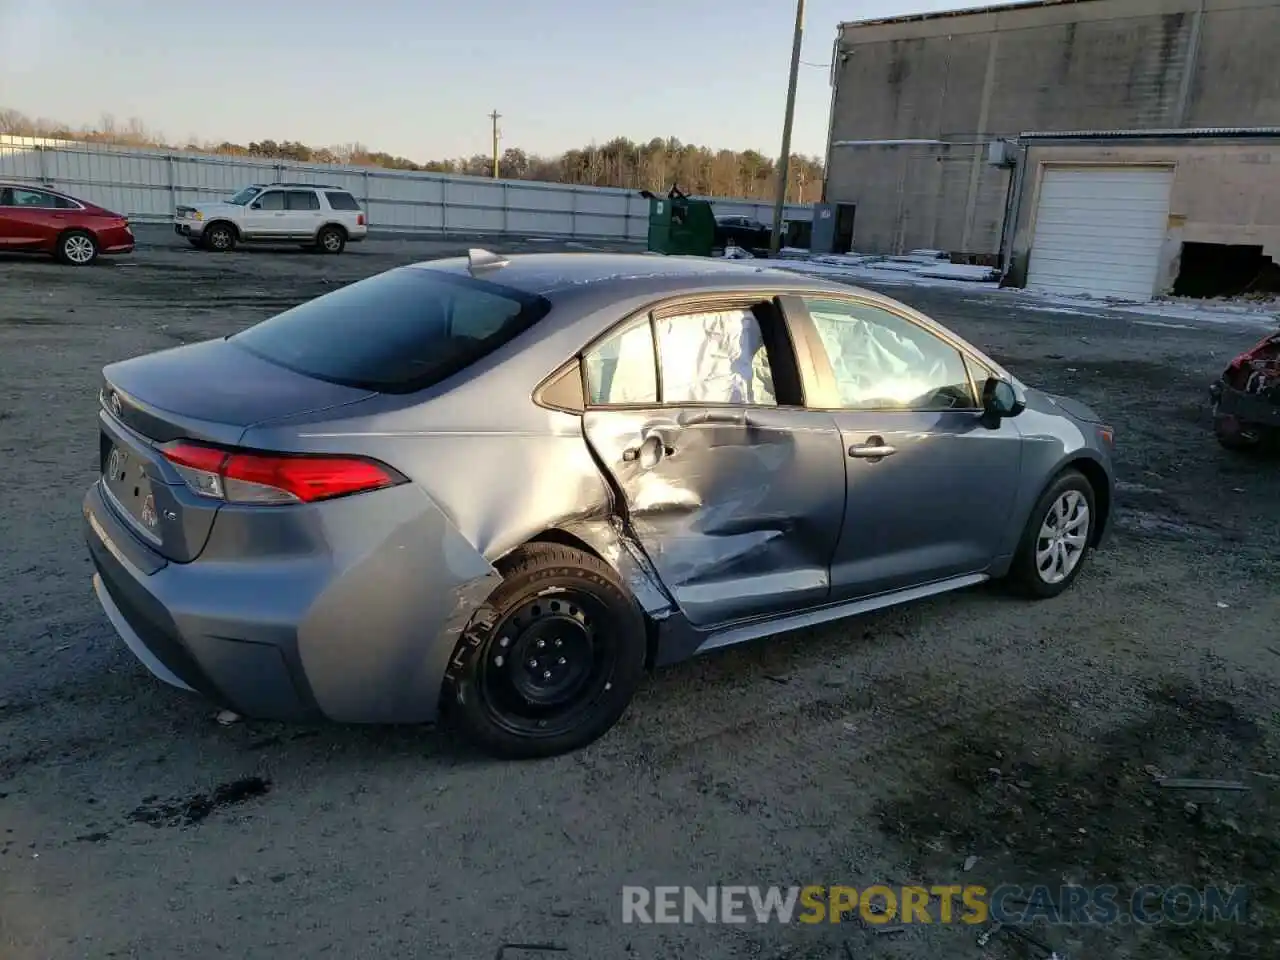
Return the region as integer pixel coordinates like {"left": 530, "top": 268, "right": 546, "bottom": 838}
{"left": 2, "top": 227, "right": 1279, "bottom": 960}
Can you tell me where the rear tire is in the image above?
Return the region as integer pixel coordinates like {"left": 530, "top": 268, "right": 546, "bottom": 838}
{"left": 446, "top": 543, "right": 647, "bottom": 759}
{"left": 1008, "top": 468, "right": 1097, "bottom": 599}
{"left": 316, "top": 225, "right": 346, "bottom": 254}
{"left": 203, "top": 223, "right": 237, "bottom": 252}
{"left": 57, "top": 230, "right": 98, "bottom": 266}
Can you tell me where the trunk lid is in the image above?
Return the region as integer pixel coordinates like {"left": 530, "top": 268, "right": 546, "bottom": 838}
{"left": 99, "top": 338, "right": 375, "bottom": 562}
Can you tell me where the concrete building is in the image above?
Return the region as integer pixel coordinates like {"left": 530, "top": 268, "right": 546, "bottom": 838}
{"left": 820, "top": 0, "right": 1280, "bottom": 298}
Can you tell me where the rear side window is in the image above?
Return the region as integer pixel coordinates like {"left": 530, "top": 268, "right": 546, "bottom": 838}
{"left": 286, "top": 190, "right": 320, "bottom": 211}
{"left": 325, "top": 191, "right": 361, "bottom": 211}
{"left": 231, "top": 267, "right": 551, "bottom": 393}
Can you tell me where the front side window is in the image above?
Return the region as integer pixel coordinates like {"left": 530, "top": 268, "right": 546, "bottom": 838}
{"left": 255, "top": 191, "right": 285, "bottom": 211}
{"left": 655, "top": 308, "right": 775, "bottom": 405}
{"left": 584, "top": 319, "right": 657, "bottom": 405}
{"left": 232, "top": 267, "right": 550, "bottom": 393}
{"left": 802, "top": 297, "right": 975, "bottom": 410}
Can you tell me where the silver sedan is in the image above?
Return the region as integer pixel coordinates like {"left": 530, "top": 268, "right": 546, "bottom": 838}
{"left": 83, "top": 251, "right": 1115, "bottom": 758}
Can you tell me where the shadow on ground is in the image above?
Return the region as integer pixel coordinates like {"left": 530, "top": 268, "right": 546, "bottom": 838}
{"left": 875, "top": 679, "right": 1280, "bottom": 958}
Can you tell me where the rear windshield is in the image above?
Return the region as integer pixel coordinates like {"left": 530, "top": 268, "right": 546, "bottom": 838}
{"left": 231, "top": 267, "right": 550, "bottom": 393}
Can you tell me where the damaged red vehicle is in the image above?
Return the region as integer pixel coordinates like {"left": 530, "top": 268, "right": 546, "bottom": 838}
{"left": 1211, "top": 330, "right": 1280, "bottom": 451}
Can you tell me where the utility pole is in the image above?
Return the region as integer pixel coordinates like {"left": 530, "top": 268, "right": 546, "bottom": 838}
{"left": 769, "top": 0, "right": 805, "bottom": 257}
{"left": 489, "top": 110, "right": 501, "bottom": 178}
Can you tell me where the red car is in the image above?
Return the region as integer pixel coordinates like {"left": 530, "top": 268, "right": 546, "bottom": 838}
{"left": 1210, "top": 329, "right": 1280, "bottom": 451}
{"left": 0, "top": 182, "right": 134, "bottom": 265}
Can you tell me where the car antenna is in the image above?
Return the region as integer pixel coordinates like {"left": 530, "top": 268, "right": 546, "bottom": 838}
{"left": 468, "top": 248, "right": 510, "bottom": 274}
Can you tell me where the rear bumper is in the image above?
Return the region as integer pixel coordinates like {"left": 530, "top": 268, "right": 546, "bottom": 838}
{"left": 83, "top": 479, "right": 500, "bottom": 724}
{"left": 98, "top": 226, "right": 135, "bottom": 254}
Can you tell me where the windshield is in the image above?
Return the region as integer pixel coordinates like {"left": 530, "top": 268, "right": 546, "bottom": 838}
{"left": 231, "top": 267, "right": 551, "bottom": 393}
{"left": 226, "top": 186, "right": 261, "bottom": 205}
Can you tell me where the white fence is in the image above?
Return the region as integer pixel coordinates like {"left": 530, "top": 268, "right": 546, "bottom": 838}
{"left": 0, "top": 136, "right": 811, "bottom": 243}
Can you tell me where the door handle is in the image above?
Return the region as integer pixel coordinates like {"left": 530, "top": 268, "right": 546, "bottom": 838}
{"left": 848, "top": 436, "right": 897, "bottom": 460}
{"left": 621, "top": 434, "right": 672, "bottom": 464}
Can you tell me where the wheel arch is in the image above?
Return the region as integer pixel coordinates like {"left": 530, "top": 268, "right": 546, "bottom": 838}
{"left": 318, "top": 221, "right": 348, "bottom": 238}
{"left": 56, "top": 225, "right": 97, "bottom": 245}
{"left": 204, "top": 218, "right": 241, "bottom": 240}
{"left": 1061, "top": 455, "right": 1111, "bottom": 546}
{"left": 498, "top": 523, "right": 674, "bottom": 668}
{"left": 1001, "top": 450, "right": 1113, "bottom": 567}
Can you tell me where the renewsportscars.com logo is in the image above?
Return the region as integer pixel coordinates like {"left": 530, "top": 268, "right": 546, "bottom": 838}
{"left": 620, "top": 884, "right": 1250, "bottom": 926}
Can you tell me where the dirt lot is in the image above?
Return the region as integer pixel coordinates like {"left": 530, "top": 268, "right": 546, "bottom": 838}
{"left": 2, "top": 227, "right": 1279, "bottom": 960}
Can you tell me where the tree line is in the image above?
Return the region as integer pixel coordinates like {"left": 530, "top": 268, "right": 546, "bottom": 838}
{"left": 0, "top": 108, "right": 823, "bottom": 203}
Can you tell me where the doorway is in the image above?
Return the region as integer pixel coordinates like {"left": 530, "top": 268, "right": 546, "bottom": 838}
{"left": 834, "top": 203, "right": 856, "bottom": 254}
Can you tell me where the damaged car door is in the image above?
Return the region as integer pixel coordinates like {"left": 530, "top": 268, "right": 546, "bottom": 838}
{"left": 581, "top": 300, "right": 847, "bottom": 628}
{"left": 788, "top": 295, "right": 1023, "bottom": 600}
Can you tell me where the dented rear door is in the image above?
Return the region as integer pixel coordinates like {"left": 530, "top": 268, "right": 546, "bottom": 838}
{"left": 582, "top": 406, "right": 846, "bottom": 627}
{"left": 579, "top": 299, "right": 847, "bottom": 629}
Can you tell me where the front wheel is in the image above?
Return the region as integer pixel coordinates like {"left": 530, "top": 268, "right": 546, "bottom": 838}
{"left": 203, "top": 223, "right": 236, "bottom": 252}
{"left": 447, "top": 543, "right": 648, "bottom": 759}
{"left": 58, "top": 230, "right": 99, "bottom": 265}
{"left": 1008, "top": 469, "right": 1097, "bottom": 599}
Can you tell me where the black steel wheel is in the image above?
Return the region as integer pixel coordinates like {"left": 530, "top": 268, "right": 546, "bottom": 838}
{"left": 447, "top": 543, "right": 647, "bottom": 759}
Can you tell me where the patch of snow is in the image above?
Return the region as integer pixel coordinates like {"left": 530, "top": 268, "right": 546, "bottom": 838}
{"left": 1132, "top": 319, "right": 1193, "bottom": 330}
{"left": 773, "top": 251, "right": 1280, "bottom": 332}
{"left": 906, "top": 249, "right": 949, "bottom": 260}
{"left": 915, "top": 263, "right": 999, "bottom": 282}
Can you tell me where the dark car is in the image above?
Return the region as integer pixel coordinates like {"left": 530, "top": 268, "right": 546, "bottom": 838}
{"left": 84, "top": 251, "right": 1115, "bottom": 759}
{"left": 714, "top": 215, "right": 772, "bottom": 252}
{"left": 0, "top": 183, "right": 134, "bottom": 265}
{"left": 1210, "top": 329, "right": 1280, "bottom": 450}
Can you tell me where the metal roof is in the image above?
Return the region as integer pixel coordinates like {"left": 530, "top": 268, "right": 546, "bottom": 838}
{"left": 839, "top": 0, "right": 1099, "bottom": 30}
{"left": 1018, "top": 127, "right": 1280, "bottom": 141}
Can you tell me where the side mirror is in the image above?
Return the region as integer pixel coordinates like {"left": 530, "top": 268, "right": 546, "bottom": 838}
{"left": 250, "top": 202, "right": 262, "bottom": 210}
{"left": 982, "top": 376, "right": 1025, "bottom": 423}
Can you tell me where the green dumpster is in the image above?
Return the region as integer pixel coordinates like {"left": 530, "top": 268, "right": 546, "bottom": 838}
{"left": 640, "top": 185, "right": 715, "bottom": 257}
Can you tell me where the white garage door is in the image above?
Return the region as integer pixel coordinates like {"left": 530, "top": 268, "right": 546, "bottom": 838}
{"left": 1025, "top": 166, "right": 1174, "bottom": 301}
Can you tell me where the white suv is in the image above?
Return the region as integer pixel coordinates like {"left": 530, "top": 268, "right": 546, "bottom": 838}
{"left": 174, "top": 183, "right": 368, "bottom": 254}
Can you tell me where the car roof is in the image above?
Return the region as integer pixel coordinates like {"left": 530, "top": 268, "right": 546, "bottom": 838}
{"left": 409, "top": 252, "right": 865, "bottom": 298}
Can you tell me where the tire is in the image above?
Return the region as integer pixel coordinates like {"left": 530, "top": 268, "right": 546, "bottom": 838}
{"left": 57, "top": 230, "right": 98, "bottom": 266}
{"left": 316, "top": 225, "right": 346, "bottom": 254}
{"left": 203, "top": 223, "right": 237, "bottom": 252}
{"left": 446, "top": 543, "right": 647, "bottom": 759}
{"left": 1008, "top": 468, "right": 1097, "bottom": 599}
{"left": 1213, "top": 413, "right": 1264, "bottom": 452}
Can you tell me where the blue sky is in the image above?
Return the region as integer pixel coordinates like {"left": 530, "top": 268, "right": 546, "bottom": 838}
{"left": 1, "top": 0, "right": 1013, "bottom": 162}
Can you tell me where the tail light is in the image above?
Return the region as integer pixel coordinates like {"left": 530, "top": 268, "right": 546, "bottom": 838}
{"left": 357, "top": 213, "right": 365, "bottom": 226}
{"left": 161, "top": 441, "right": 403, "bottom": 505}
